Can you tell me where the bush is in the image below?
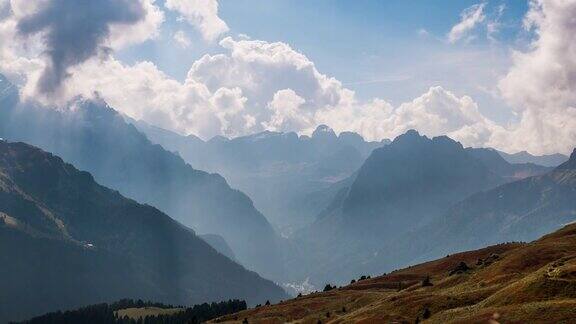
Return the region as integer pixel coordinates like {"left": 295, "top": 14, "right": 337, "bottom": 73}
{"left": 449, "top": 262, "right": 471, "bottom": 276}
{"left": 323, "top": 284, "right": 335, "bottom": 292}
{"left": 421, "top": 275, "right": 433, "bottom": 287}
{"left": 423, "top": 308, "right": 431, "bottom": 319}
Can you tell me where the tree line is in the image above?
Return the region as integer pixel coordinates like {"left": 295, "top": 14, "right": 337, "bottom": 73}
{"left": 15, "top": 299, "right": 247, "bottom": 324}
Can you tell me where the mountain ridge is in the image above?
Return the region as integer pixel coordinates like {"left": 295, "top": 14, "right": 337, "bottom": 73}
{"left": 0, "top": 78, "right": 284, "bottom": 281}
{"left": 0, "top": 140, "right": 287, "bottom": 323}
{"left": 134, "top": 119, "right": 388, "bottom": 234}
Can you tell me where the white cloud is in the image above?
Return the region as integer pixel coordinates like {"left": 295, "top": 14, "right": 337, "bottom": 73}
{"left": 63, "top": 57, "right": 254, "bottom": 139}
{"left": 498, "top": 0, "right": 576, "bottom": 154}
{"left": 3, "top": 25, "right": 505, "bottom": 148}
{"left": 189, "top": 37, "right": 351, "bottom": 113}
{"left": 5, "top": 0, "right": 573, "bottom": 155}
{"left": 262, "top": 89, "right": 311, "bottom": 133}
{"left": 448, "top": 3, "right": 486, "bottom": 43}
{"left": 316, "top": 86, "right": 503, "bottom": 146}
{"left": 0, "top": 1, "right": 45, "bottom": 85}
{"left": 173, "top": 30, "right": 191, "bottom": 48}
{"left": 108, "top": 0, "right": 165, "bottom": 49}
{"left": 0, "top": 0, "right": 163, "bottom": 95}
{"left": 165, "top": 0, "right": 228, "bottom": 42}
{"left": 61, "top": 36, "right": 353, "bottom": 139}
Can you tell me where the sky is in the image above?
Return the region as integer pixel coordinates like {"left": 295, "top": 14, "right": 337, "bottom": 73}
{"left": 0, "top": 0, "right": 575, "bottom": 155}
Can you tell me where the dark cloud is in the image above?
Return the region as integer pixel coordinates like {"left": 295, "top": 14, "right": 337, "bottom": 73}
{"left": 17, "top": 0, "right": 145, "bottom": 94}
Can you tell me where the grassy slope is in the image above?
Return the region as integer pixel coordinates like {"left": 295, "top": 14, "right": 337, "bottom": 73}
{"left": 213, "top": 223, "right": 576, "bottom": 323}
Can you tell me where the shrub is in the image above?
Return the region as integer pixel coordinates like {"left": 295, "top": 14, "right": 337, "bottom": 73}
{"left": 323, "top": 284, "right": 335, "bottom": 292}
{"left": 423, "top": 308, "right": 431, "bottom": 319}
{"left": 421, "top": 275, "right": 433, "bottom": 287}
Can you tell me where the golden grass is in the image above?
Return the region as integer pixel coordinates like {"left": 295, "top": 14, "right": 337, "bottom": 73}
{"left": 212, "top": 223, "right": 576, "bottom": 324}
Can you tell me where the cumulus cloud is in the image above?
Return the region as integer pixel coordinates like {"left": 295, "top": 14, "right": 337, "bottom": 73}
{"left": 263, "top": 89, "right": 310, "bottom": 133}
{"left": 165, "top": 0, "right": 228, "bottom": 42}
{"left": 7, "top": 0, "right": 572, "bottom": 154}
{"left": 498, "top": 0, "right": 576, "bottom": 154}
{"left": 189, "top": 37, "right": 352, "bottom": 116}
{"left": 0, "top": 1, "right": 46, "bottom": 85}
{"left": 448, "top": 3, "right": 486, "bottom": 43}
{"left": 35, "top": 35, "right": 502, "bottom": 147}
{"left": 62, "top": 57, "right": 249, "bottom": 139}
{"left": 316, "top": 86, "right": 502, "bottom": 146}
{"left": 0, "top": 0, "right": 163, "bottom": 99}
{"left": 60, "top": 36, "right": 352, "bottom": 139}
{"left": 13, "top": 0, "right": 152, "bottom": 95}
{"left": 108, "top": 0, "right": 164, "bottom": 49}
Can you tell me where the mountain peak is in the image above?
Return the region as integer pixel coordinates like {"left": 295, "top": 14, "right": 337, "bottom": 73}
{"left": 312, "top": 125, "right": 336, "bottom": 138}
{"left": 391, "top": 129, "right": 427, "bottom": 146}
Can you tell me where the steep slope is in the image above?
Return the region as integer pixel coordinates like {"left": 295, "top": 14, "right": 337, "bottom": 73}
{"left": 314, "top": 146, "right": 576, "bottom": 285}
{"left": 413, "top": 148, "right": 576, "bottom": 261}
{"left": 0, "top": 141, "right": 287, "bottom": 323}
{"left": 0, "top": 77, "right": 283, "bottom": 280}
{"left": 214, "top": 223, "right": 576, "bottom": 323}
{"left": 339, "top": 131, "right": 502, "bottom": 230}
{"left": 290, "top": 131, "right": 502, "bottom": 283}
{"left": 135, "top": 120, "right": 387, "bottom": 234}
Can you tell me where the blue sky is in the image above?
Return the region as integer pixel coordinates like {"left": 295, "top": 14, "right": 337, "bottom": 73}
{"left": 118, "top": 0, "right": 529, "bottom": 124}
{"left": 4, "top": 0, "right": 574, "bottom": 154}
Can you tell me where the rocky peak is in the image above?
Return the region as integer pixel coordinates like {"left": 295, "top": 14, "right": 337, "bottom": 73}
{"left": 312, "top": 124, "right": 337, "bottom": 139}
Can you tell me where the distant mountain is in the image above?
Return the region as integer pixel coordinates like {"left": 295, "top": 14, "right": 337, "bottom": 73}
{"left": 498, "top": 150, "right": 568, "bottom": 167}
{"left": 0, "top": 75, "right": 283, "bottom": 281}
{"left": 135, "top": 120, "right": 388, "bottom": 235}
{"left": 466, "top": 147, "right": 551, "bottom": 180}
{"left": 0, "top": 141, "right": 286, "bottom": 323}
{"left": 288, "top": 130, "right": 506, "bottom": 285}
{"left": 333, "top": 130, "right": 503, "bottom": 231}
{"left": 417, "top": 147, "right": 576, "bottom": 259}
{"left": 351, "top": 146, "right": 576, "bottom": 281}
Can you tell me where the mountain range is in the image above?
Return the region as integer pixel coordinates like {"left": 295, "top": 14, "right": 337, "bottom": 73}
{"left": 286, "top": 130, "right": 562, "bottom": 286}
{"left": 356, "top": 146, "right": 576, "bottom": 277}
{"left": 0, "top": 140, "right": 286, "bottom": 323}
{"left": 135, "top": 120, "right": 388, "bottom": 235}
{"left": 3, "top": 69, "right": 575, "bottom": 323}
{"left": 0, "top": 74, "right": 283, "bottom": 281}
{"left": 498, "top": 149, "right": 568, "bottom": 167}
